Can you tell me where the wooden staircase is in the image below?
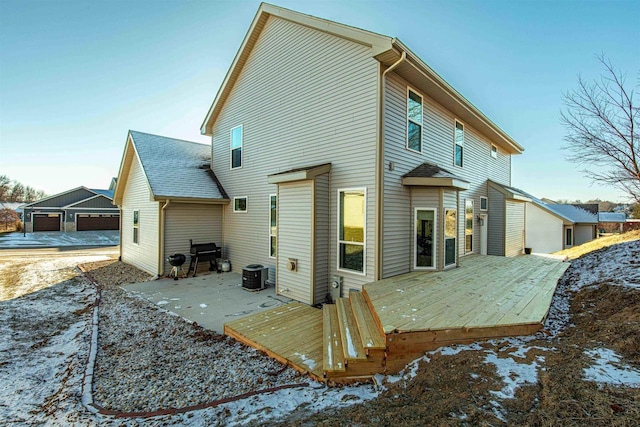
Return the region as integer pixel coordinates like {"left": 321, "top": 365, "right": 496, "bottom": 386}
{"left": 322, "top": 292, "right": 386, "bottom": 381}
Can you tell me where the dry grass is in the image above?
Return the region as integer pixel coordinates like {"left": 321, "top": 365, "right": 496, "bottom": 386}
{"left": 555, "top": 230, "right": 640, "bottom": 260}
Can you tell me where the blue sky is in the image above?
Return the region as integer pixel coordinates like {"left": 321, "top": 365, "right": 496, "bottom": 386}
{"left": 1, "top": 0, "right": 638, "bottom": 202}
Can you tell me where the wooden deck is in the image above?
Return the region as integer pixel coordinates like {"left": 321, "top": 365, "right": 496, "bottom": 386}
{"left": 224, "top": 255, "right": 570, "bottom": 382}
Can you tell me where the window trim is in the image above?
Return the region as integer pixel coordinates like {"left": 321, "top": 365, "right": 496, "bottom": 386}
{"left": 230, "top": 125, "right": 243, "bottom": 170}
{"left": 132, "top": 209, "right": 139, "bottom": 245}
{"left": 444, "top": 208, "right": 457, "bottom": 268}
{"left": 480, "top": 196, "right": 488, "bottom": 211}
{"left": 465, "top": 199, "right": 474, "bottom": 254}
{"left": 491, "top": 144, "right": 498, "bottom": 159}
{"left": 454, "top": 120, "right": 464, "bottom": 167}
{"left": 233, "top": 196, "right": 248, "bottom": 213}
{"left": 337, "top": 187, "right": 367, "bottom": 276}
{"left": 414, "top": 207, "right": 437, "bottom": 271}
{"left": 269, "top": 194, "right": 277, "bottom": 259}
{"left": 406, "top": 87, "right": 423, "bottom": 154}
{"left": 565, "top": 226, "right": 573, "bottom": 247}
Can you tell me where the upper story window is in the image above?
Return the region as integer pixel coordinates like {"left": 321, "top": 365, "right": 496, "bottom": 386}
{"left": 491, "top": 144, "right": 498, "bottom": 159}
{"left": 338, "top": 189, "right": 366, "bottom": 274}
{"left": 454, "top": 120, "right": 464, "bottom": 167}
{"left": 234, "top": 196, "right": 247, "bottom": 213}
{"left": 231, "top": 125, "right": 243, "bottom": 169}
{"left": 407, "top": 89, "right": 423, "bottom": 153}
{"left": 480, "top": 196, "right": 488, "bottom": 211}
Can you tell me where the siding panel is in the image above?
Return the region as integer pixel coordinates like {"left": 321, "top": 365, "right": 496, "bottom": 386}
{"left": 488, "top": 187, "right": 505, "bottom": 256}
{"left": 505, "top": 200, "right": 525, "bottom": 256}
{"left": 314, "top": 174, "right": 330, "bottom": 303}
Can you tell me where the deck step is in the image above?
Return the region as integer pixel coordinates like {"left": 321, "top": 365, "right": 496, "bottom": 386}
{"left": 336, "top": 298, "right": 367, "bottom": 361}
{"left": 322, "top": 304, "right": 346, "bottom": 373}
{"left": 350, "top": 292, "right": 386, "bottom": 350}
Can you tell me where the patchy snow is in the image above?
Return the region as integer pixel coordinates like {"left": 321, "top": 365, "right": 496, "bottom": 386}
{"left": 0, "top": 230, "right": 119, "bottom": 248}
{"left": 485, "top": 353, "right": 543, "bottom": 399}
{"left": 583, "top": 348, "right": 640, "bottom": 387}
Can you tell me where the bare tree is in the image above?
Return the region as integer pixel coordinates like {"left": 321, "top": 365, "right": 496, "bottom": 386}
{"left": 0, "top": 208, "right": 19, "bottom": 230}
{"left": 0, "top": 175, "right": 11, "bottom": 201}
{"left": 561, "top": 55, "right": 639, "bottom": 202}
{"left": 9, "top": 183, "right": 25, "bottom": 202}
{"left": 24, "top": 186, "right": 36, "bottom": 203}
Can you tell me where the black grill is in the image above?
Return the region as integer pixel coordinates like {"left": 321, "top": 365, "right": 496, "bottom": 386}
{"left": 188, "top": 240, "right": 221, "bottom": 277}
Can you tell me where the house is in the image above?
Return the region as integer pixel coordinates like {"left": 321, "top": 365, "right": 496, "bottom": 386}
{"left": 22, "top": 186, "right": 119, "bottom": 232}
{"left": 0, "top": 201, "right": 24, "bottom": 220}
{"left": 488, "top": 182, "right": 598, "bottom": 253}
{"left": 598, "top": 212, "right": 626, "bottom": 233}
{"left": 196, "top": 3, "right": 527, "bottom": 304}
{"left": 113, "top": 131, "right": 228, "bottom": 276}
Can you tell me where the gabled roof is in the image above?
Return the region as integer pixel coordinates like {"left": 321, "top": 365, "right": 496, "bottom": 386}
{"left": 113, "top": 131, "right": 228, "bottom": 204}
{"left": 488, "top": 180, "right": 532, "bottom": 202}
{"left": 598, "top": 212, "right": 627, "bottom": 223}
{"left": 402, "top": 162, "right": 470, "bottom": 190}
{"left": 200, "top": 3, "right": 524, "bottom": 155}
{"left": 89, "top": 189, "right": 114, "bottom": 199}
{"left": 61, "top": 194, "right": 116, "bottom": 209}
{"left": 21, "top": 186, "right": 98, "bottom": 208}
{"left": 0, "top": 202, "right": 24, "bottom": 211}
{"left": 551, "top": 204, "right": 598, "bottom": 224}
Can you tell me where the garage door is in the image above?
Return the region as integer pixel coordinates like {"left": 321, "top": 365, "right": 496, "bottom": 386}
{"left": 33, "top": 214, "right": 61, "bottom": 232}
{"left": 77, "top": 214, "right": 120, "bottom": 231}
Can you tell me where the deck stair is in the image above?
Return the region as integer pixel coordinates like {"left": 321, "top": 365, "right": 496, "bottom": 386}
{"left": 322, "top": 292, "right": 386, "bottom": 380}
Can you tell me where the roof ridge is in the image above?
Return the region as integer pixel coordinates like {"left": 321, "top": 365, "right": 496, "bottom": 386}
{"left": 129, "top": 130, "right": 211, "bottom": 147}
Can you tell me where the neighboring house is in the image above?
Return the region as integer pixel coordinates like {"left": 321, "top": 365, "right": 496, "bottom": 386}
{"left": 22, "top": 187, "right": 119, "bottom": 232}
{"left": 598, "top": 212, "right": 627, "bottom": 233}
{"left": 113, "top": 131, "right": 229, "bottom": 276}
{"left": 489, "top": 182, "right": 598, "bottom": 253}
{"left": 192, "top": 3, "right": 526, "bottom": 305}
{"left": 0, "top": 201, "right": 24, "bottom": 220}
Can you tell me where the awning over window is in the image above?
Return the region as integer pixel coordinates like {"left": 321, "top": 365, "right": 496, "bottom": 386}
{"left": 401, "top": 162, "right": 470, "bottom": 190}
{"left": 268, "top": 163, "right": 332, "bottom": 184}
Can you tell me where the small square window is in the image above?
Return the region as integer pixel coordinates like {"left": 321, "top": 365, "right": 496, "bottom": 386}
{"left": 491, "top": 144, "right": 498, "bottom": 159}
{"left": 234, "top": 196, "right": 247, "bottom": 213}
{"left": 480, "top": 197, "right": 488, "bottom": 211}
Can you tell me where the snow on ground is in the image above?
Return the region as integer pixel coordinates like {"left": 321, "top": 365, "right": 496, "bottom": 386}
{"left": 0, "top": 231, "right": 119, "bottom": 248}
{"left": 583, "top": 348, "right": 640, "bottom": 387}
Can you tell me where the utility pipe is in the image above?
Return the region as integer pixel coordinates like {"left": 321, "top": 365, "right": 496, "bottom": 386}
{"left": 158, "top": 199, "right": 171, "bottom": 277}
{"left": 375, "top": 50, "right": 406, "bottom": 281}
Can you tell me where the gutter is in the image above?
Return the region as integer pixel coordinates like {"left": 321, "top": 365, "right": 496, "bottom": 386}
{"left": 375, "top": 51, "right": 406, "bottom": 281}
{"left": 158, "top": 199, "right": 171, "bottom": 277}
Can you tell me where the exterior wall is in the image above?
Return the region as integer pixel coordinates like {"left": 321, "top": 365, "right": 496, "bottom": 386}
{"left": 314, "top": 174, "right": 330, "bottom": 304}
{"left": 574, "top": 224, "right": 596, "bottom": 246}
{"left": 27, "top": 188, "right": 95, "bottom": 209}
{"left": 525, "top": 203, "right": 563, "bottom": 253}
{"left": 382, "top": 72, "right": 512, "bottom": 277}
{"left": 210, "top": 16, "right": 379, "bottom": 293}
{"left": 65, "top": 221, "right": 76, "bottom": 232}
{"left": 505, "top": 200, "right": 525, "bottom": 256}
{"left": 120, "top": 155, "right": 160, "bottom": 275}
{"left": 487, "top": 187, "right": 505, "bottom": 256}
{"left": 71, "top": 196, "right": 116, "bottom": 209}
{"left": 277, "top": 181, "right": 313, "bottom": 304}
{"left": 163, "top": 203, "right": 223, "bottom": 274}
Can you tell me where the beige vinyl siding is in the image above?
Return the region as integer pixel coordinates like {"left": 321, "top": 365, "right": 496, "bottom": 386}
{"left": 488, "top": 186, "right": 505, "bottom": 256}
{"left": 121, "top": 156, "right": 159, "bottom": 275}
{"left": 410, "top": 188, "right": 440, "bottom": 271}
{"left": 574, "top": 224, "right": 595, "bottom": 246}
{"left": 210, "top": 16, "right": 379, "bottom": 293}
{"left": 383, "top": 73, "right": 512, "bottom": 276}
{"left": 163, "top": 204, "right": 223, "bottom": 274}
{"left": 505, "top": 200, "right": 525, "bottom": 256}
{"left": 314, "top": 174, "right": 330, "bottom": 304}
{"left": 277, "top": 181, "right": 313, "bottom": 304}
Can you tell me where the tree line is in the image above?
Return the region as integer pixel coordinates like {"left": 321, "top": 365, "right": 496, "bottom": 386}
{"left": 0, "top": 175, "right": 47, "bottom": 203}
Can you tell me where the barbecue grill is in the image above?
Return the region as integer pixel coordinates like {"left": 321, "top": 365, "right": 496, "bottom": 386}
{"left": 167, "top": 253, "right": 186, "bottom": 280}
{"left": 188, "top": 239, "right": 222, "bottom": 277}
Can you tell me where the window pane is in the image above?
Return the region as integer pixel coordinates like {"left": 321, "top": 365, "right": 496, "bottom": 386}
{"left": 455, "top": 121, "right": 464, "bottom": 145}
{"left": 416, "top": 210, "right": 435, "bottom": 268}
{"left": 133, "top": 210, "right": 139, "bottom": 225}
{"left": 231, "top": 126, "right": 242, "bottom": 149}
{"left": 408, "top": 90, "right": 422, "bottom": 124}
{"left": 445, "top": 238, "right": 456, "bottom": 266}
{"left": 235, "top": 197, "right": 246, "bottom": 211}
{"left": 270, "top": 236, "right": 277, "bottom": 257}
{"left": 340, "top": 190, "right": 364, "bottom": 243}
{"left": 408, "top": 121, "right": 422, "bottom": 152}
{"left": 232, "top": 147, "right": 242, "bottom": 168}
{"left": 340, "top": 243, "right": 364, "bottom": 272}
{"left": 270, "top": 195, "right": 277, "bottom": 230}
{"left": 455, "top": 144, "right": 463, "bottom": 167}
{"left": 445, "top": 209, "right": 456, "bottom": 238}
{"left": 480, "top": 197, "right": 488, "bottom": 210}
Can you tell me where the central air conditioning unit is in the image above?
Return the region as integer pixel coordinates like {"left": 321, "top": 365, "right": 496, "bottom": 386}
{"left": 242, "top": 264, "right": 268, "bottom": 291}
{"left": 329, "top": 275, "right": 343, "bottom": 302}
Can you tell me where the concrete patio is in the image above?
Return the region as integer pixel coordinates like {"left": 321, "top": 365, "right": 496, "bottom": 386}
{"left": 123, "top": 271, "right": 292, "bottom": 334}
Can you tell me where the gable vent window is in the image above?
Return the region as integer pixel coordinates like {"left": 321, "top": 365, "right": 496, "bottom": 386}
{"left": 491, "top": 144, "right": 498, "bottom": 159}
{"left": 454, "top": 120, "right": 464, "bottom": 167}
{"left": 133, "top": 209, "right": 140, "bottom": 244}
{"left": 407, "top": 89, "right": 423, "bottom": 153}
{"left": 231, "top": 125, "right": 243, "bottom": 169}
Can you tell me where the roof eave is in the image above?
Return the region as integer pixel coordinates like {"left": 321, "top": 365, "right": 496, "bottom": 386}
{"left": 402, "top": 176, "right": 470, "bottom": 190}
{"left": 153, "top": 196, "right": 230, "bottom": 205}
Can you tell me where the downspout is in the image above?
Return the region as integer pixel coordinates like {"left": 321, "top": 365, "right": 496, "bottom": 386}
{"left": 376, "top": 50, "right": 406, "bottom": 281}
{"left": 159, "top": 199, "right": 171, "bottom": 277}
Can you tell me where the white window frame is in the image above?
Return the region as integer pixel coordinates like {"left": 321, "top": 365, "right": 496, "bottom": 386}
{"left": 491, "top": 144, "right": 498, "bottom": 159}
{"left": 454, "top": 120, "right": 464, "bottom": 167}
{"left": 444, "top": 208, "right": 457, "bottom": 268}
{"left": 414, "top": 207, "right": 437, "bottom": 270}
{"left": 230, "top": 125, "right": 243, "bottom": 170}
{"left": 337, "top": 187, "right": 367, "bottom": 276}
{"left": 480, "top": 196, "right": 488, "bottom": 211}
{"left": 233, "top": 196, "right": 248, "bottom": 213}
{"left": 465, "top": 199, "right": 474, "bottom": 254}
{"left": 269, "top": 194, "right": 277, "bottom": 258}
{"left": 406, "top": 87, "right": 423, "bottom": 154}
{"left": 565, "top": 226, "right": 574, "bottom": 247}
{"left": 132, "top": 209, "right": 139, "bottom": 245}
